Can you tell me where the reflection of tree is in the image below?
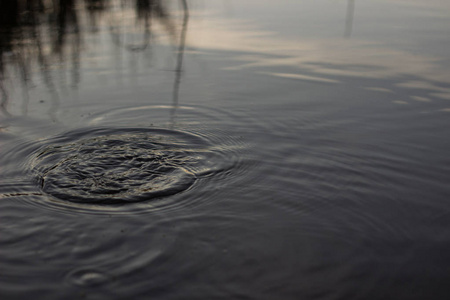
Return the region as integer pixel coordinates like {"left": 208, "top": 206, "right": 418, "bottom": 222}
{"left": 107, "top": 0, "right": 175, "bottom": 52}
{"left": 0, "top": 0, "right": 177, "bottom": 117}
{"left": 172, "top": 0, "right": 189, "bottom": 113}
{"left": 0, "top": 0, "right": 83, "bottom": 118}
{"left": 0, "top": 1, "right": 41, "bottom": 116}
{"left": 85, "top": 0, "right": 108, "bottom": 32}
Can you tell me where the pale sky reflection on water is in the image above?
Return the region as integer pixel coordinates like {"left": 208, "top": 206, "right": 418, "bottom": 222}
{"left": 2, "top": 0, "right": 450, "bottom": 117}
{"left": 178, "top": 0, "right": 450, "bottom": 107}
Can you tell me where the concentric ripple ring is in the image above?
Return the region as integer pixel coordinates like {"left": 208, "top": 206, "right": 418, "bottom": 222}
{"left": 31, "top": 127, "right": 219, "bottom": 205}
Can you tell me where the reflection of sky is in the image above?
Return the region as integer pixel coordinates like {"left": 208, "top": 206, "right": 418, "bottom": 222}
{"left": 184, "top": 0, "right": 450, "bottom": 101}
{"left": 2, "top": 0, "right": 450, "bottom": 117}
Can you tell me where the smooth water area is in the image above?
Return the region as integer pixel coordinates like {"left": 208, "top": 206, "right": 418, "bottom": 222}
{"left": 1, "top": 1, "right": 450, "bottom": 299}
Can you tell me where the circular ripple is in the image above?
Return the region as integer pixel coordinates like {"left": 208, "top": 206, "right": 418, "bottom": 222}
{"left": 31, "top": 127, "right": 223, "bottom": 205}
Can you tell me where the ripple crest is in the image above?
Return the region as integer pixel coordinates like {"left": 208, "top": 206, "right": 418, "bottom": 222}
{"left": 31, "top": 127, "right": 221, "bottom": 205}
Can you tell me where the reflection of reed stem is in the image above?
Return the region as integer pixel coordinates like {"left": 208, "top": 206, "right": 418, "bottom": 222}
{"left": 344, "top": 0, "right": 355, "bottom": 38}
{"left": 171, "top": 0, "right": 189, "bottom": 127}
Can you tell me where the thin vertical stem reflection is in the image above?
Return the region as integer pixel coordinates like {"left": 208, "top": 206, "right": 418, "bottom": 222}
{"left": 171, "top": 0, "right": 189, "bottom": 128}
{"left": 344, "top": 0, "right": 355, "bottom": 38}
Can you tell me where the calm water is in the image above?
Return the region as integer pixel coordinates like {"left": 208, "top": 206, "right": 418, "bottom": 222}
{"left": 1, "top": 1, "right": 450, "bottom": 299}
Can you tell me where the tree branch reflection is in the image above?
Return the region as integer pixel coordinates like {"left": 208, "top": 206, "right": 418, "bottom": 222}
{"left": 0, "top": 0, "right": 177, "bottom": 119}
{"left": 171, "top": 0, "right": 189, "bottom": 128}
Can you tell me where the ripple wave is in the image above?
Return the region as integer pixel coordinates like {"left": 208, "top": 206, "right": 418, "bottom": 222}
{"left": 32, "top": 127, "right": 213, "bottom": 204}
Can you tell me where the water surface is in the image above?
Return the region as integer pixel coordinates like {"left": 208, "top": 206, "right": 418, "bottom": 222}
{"left": 1, "top": 1, "right": 450, "bottom": 299}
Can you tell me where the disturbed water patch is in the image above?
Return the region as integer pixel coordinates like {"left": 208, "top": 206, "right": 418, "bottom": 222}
{"left": 30, "top": 127, "right": 224, "bottom": 205}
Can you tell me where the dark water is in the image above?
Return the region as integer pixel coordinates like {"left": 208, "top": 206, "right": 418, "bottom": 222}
{"left": 1, "top": 1, "right": 450, "bottom": 299}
